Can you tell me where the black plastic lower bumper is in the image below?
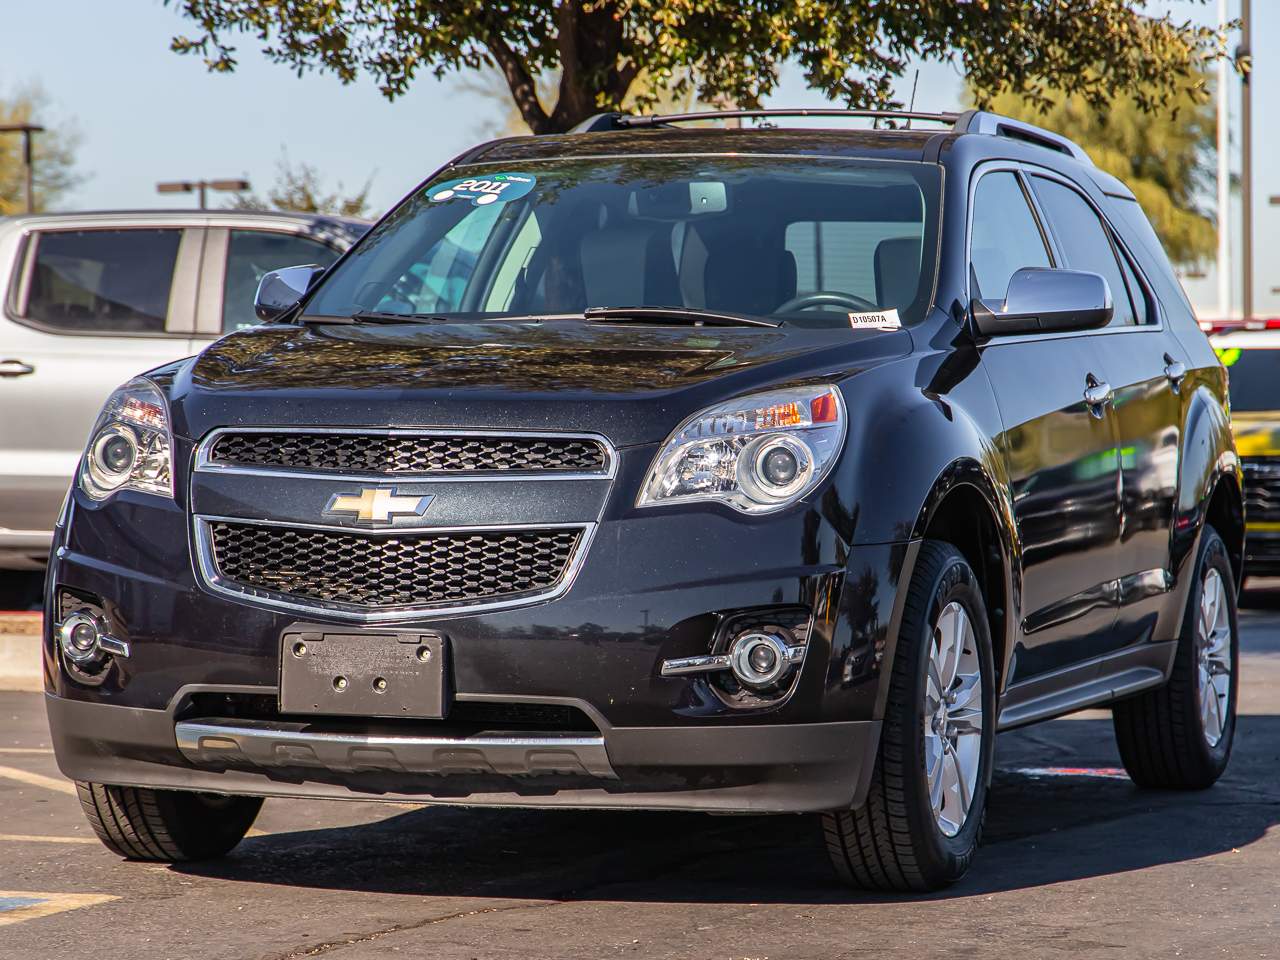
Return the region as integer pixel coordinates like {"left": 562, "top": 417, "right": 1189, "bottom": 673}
{"left": 46, "top": 691, "right": 881, "bottom": 813}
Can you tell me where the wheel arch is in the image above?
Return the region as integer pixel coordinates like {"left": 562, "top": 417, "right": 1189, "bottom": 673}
{"left": 909, "top": 460, "right": 1017, "bottom": 691}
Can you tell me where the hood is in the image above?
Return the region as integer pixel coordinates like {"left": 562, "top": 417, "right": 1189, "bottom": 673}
{"left": 172, "top": 319, "right": 909, "bottom": 446}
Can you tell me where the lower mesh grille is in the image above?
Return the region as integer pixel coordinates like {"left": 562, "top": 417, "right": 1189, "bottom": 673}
{"left": 207, "top": 521, "right": 583, "bottom": 609}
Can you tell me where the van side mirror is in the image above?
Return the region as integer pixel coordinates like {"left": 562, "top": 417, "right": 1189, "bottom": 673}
{"left": 970, "top": 268, "right": 1112, "bottom": 337}
{"left": 254, "top": 264, "right": 326, "bottom": 322}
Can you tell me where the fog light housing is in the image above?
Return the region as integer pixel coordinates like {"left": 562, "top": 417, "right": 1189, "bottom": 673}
{"left": 55, "top": 611, "right": 131, "bottom": 663}
{"left": 56, "top": 613, "right": 104, "bottom": 663}
{"left": 729, "top": 632, "right": 797, "bottom": 688}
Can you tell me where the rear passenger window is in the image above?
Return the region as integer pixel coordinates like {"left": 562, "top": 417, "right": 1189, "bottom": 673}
{"left": 969, "top": 171, "right": 1052, "bottom": 300}
{"left": 223, "top": 230, "right": 341, "bottom": 331}
{"left": 22, "top": 229, "right": 180, "bottom": 333}
{"left": 1030, "top": 177, "right": 1139, "bottom": 327}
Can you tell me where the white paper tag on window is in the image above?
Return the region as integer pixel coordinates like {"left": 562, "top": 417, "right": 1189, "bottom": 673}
{"left": 847, "top": 308, "right": 901, "bottom": 331}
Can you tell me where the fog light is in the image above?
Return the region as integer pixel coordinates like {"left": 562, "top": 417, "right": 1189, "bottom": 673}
{"left": 55, "top": 611, "right": 131, "bottom": 663}
{"left": 57, "top": 613, "right": 103, "bottom": 663}
{"left": 730, "top": 632, "right": 800, "bottom": 688}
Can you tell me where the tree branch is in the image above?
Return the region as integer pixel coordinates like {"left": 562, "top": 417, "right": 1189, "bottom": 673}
{"left": 486, "top": 33, "right": 550, "bottom": 134}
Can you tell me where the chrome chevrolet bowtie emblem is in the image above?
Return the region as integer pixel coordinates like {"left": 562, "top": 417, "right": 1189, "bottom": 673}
{"left": 324, "top": 488, "right": 433, "bottom": 525}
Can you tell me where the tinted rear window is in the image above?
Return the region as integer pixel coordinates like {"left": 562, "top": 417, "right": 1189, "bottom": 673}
{"left": 1217, "top": 346, "right": 1280, "bottom": 412}
{"left": 23, "top": 228, "right": 180, "bottom": 333}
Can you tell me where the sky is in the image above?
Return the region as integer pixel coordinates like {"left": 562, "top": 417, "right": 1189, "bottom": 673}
{"left": 2, "top": 0, "right": 1275, "bottom": 319}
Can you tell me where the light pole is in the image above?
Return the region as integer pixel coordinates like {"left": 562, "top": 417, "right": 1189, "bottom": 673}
{"left": 0, "top": 122, "right": 45, "bottom": 213}
{"left": 156, "top": 178, "right": 250, "bottom": 209}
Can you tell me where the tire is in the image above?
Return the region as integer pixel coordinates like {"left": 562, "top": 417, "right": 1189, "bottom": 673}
{"left": 1113, "top": 524, "right": 1239, "bottom": 789}
{"left": 822, "top": 540, "right": 996, "bottom": 891}
{"left": 76, "top": 782, "right": 263, "bottom": 861}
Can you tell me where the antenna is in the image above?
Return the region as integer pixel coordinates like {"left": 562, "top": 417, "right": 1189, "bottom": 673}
{"left": 906, "top": 70, "right": 920, "bottom": 129}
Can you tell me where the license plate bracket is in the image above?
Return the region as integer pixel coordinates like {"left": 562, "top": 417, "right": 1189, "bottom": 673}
{"left": 279, "top": 627, "right": 450, "bottom": 719}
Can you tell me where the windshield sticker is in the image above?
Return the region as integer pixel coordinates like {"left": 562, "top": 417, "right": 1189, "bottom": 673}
{"left": 847, "top": 308, "right": 901, "bottom": 331}
{"left": 427, "top": 173, "right": 537, "bottom": 207}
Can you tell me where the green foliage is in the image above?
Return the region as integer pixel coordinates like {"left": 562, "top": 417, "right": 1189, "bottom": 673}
{"left": 226, "top": 150, "right": 373, "bottom": 217}
{"left": 984, "top": 75, "right": 1216, "bottom": 266}
{"left": 0, "top": 84, "right": 81, "bottom": 215}
{"left": 167, "top": 0, "right": 1230, "bottom": 135}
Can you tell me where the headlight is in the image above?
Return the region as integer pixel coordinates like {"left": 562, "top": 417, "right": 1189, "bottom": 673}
{"left": 637, "top": 384, "right": 845, "bottom": 514}
{"left": 79, "top": 378, "right": 174, "bottom": 501}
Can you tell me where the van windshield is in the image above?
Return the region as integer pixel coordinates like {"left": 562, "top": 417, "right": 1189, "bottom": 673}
{"left": 304, "top": 156, "right": 941, "bottom": 329}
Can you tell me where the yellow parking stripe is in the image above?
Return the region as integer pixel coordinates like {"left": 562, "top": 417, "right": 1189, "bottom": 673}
{"left": 0, "top": 748, "right": 54, "bottom": 755}
{"left": 0, "top": 834, "right": 98, "bottom": 845}
{"left": 0, "top": 765, "right": 76, "bottom": 796}
{"left": 0, "top": 891, "right": 118, "bottom": 926}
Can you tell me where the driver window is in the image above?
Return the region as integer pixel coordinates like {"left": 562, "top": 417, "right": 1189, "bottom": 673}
{"left": 969, "top": 171, "right": 1052, "bottom": 300}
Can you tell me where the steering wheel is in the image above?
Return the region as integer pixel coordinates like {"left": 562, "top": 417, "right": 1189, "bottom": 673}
{"left": 775, "top": 291, "right": 879, "bottom": 314}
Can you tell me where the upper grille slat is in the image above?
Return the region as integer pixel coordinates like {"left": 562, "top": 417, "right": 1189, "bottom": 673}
{"left": 208, "top": 521, "right": 583, "bottom": 610}
{"left": 209, "top": 432, "right": 608, "bottom": 476}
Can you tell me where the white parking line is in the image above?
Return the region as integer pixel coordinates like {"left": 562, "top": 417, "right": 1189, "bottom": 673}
{"left": 0, "top": 765, "right": 76, "bottom": 796}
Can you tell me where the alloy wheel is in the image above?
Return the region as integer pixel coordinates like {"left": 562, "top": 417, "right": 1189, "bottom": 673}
{"left": 1197, "top": 567, "right": 1233, "bottom": 748}
{"left": 923, "top": 601, "right": 984, "bottom": 837}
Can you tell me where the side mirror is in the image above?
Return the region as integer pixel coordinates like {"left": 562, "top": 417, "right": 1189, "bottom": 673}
{"left": 254, "top": 264, "right": 326, "bottom": 322}
{"left": 971, "top": 268, "right": 1112, "bottom": 337}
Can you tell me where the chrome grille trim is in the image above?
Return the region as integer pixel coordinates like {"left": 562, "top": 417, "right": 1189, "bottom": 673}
{"left": 193, "top": 426, "right": 618, "bottom": 482}
{"left": 192, "top": 516, "right": 598, "bottom": 624}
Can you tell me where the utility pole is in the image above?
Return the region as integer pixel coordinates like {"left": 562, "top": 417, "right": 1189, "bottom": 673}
{"left": 0, "top": 122, "right": 45, "bottom": 213}
{"left": 1241, "top": 0, "right": 1253, "bottom": 324}
{"left": 1217, "top": 0, "right": 1231, "bottom": 323}
{"left": 156, "top": 178, "right": 251, "bottom": 209}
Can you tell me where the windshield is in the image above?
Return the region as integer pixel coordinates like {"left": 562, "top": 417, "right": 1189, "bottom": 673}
{"left": 1217, "top": 345, "right": 1280, "bottom": 412}
{"left": 304, "top": 156, "right": 941, "bottom": 328}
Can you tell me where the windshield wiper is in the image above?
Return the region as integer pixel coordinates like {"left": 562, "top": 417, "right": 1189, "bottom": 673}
{"left": 583, "top": 306, "right": 779, "bottom": 329}
{"left": 299, "top": 311, "right": 450, "bottom": 326}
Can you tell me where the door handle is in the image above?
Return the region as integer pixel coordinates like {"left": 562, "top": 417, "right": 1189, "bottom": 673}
{"left": 1083, "top": 375, "right": 1112, "bottom": 417}
{"left": 0, "top": 359, "right": 34, "bottom": 378}
{"left": 1163, "top": 353, "right": 1186, "bottom": 393}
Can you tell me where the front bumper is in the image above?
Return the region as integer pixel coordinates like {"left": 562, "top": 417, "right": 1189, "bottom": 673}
{"left": 47, "top": 690, "right": 880, "bottom": 812}
{"left": 45, "top": 441, "right": 915, "bottom": 813}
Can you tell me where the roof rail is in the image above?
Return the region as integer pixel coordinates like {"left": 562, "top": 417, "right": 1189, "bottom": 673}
{"left": 568, "top": 107, "right": 1093, "bottom": 165}
{"left": 618, "top": 108, "right": 960, "bottom": 129}
{"left": 953, "top": 110, "right": 1092, "bottom": 165}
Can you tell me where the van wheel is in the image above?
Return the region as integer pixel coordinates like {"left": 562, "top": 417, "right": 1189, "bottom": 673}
{"left": 1113, "top": 524, "right": 1238, "bottom": 788}
{"left": 821, "top": 540, "right": 996, "bottom": 891}
{"left": 77, "top": 782, "right": 262, "bottom": 861}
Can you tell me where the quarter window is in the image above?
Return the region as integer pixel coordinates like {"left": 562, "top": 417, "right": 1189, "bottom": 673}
{"left": 223, "top": 230, "right": 341, "bottom": 331}
{"left": 1030, "top": 177, "right": 1140, "bottom": 327}
{"left": 969, "top": 171, "right": 1052, "bottom": 300}
{"left": 22, "top": 229, "right": 180, "bottom": 333}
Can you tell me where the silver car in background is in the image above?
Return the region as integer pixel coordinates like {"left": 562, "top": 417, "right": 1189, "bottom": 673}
{"left": 0, "top": 210, "right": 367, "bottom": 570}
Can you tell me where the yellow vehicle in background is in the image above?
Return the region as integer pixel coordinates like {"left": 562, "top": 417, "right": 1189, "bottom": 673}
{"left": 1213, "top": 330, "right": 1280, "bottom": 579}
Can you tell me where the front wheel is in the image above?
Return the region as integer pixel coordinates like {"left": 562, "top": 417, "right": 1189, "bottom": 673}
{"left": 822, "top": 540, "right": 996, "bottom": 891}
{"left": 1112, "top": 523, "right": 1239, "bottom": 788}
{"left": 77, "top": 782, "right": 262, "bottom": 861}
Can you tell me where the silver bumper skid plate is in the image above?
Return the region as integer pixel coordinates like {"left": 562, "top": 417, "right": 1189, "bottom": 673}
{"left": 175, "top": 718, "right": 618, "bottom": 780}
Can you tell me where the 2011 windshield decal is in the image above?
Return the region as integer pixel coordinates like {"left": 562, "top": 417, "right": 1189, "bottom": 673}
{"left": 427, "top": 173, "right": 537, "bottom": 207}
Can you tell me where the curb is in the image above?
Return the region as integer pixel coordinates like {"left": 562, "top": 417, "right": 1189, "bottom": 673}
{"left": 0, "top": 621, "right": 42, "bottom": 691}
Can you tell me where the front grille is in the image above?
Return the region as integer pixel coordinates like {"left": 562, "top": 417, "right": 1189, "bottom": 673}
{"left": 1243, "top": 458, "right": 1280, "bottom": 523}
{"left": 208, "top": 431, "right": 608, "bottom": 475}
{"left": 207, "top": 521, "right": 583, "bottom": 610}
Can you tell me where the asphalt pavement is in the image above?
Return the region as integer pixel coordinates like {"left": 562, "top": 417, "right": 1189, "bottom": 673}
{"left": 2, "top": 594, "right": 1279, "bottom": 959}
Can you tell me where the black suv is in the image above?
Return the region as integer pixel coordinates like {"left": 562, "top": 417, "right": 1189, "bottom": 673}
{"left": 45, "top": 108, "right": 1243, "bottom": 891}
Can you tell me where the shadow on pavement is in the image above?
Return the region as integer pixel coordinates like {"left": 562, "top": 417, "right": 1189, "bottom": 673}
{"left": 172, "top": 715, "right": 1280, "bottom": 904}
